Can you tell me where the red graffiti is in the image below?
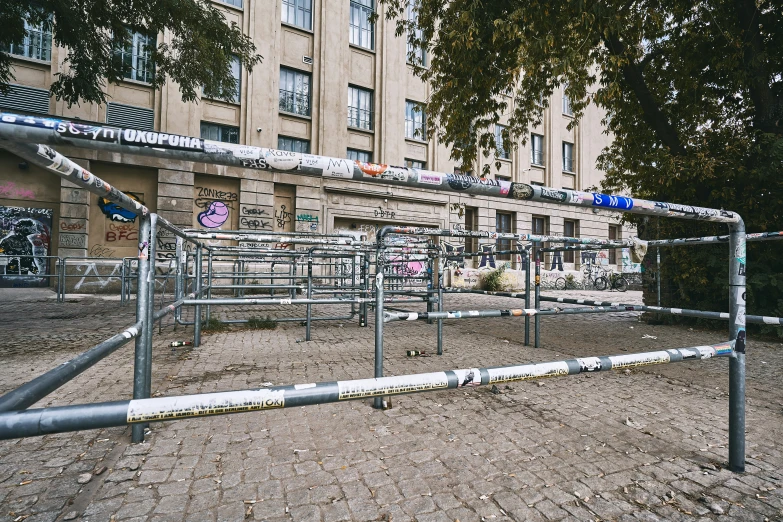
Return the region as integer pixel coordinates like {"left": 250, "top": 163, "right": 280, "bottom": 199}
{"left": 60, "top": 221, "right": 85, "bottom": 231}
{"left": 106, "top": 223, "right": 138, "bottom": 242}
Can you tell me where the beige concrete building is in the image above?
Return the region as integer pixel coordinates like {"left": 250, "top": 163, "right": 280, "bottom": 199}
{"left": 0, "top": 0, "right": 636, "bottom": 288}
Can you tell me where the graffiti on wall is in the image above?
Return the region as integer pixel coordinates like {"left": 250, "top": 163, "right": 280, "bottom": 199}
{"left": 195, "top": 187, "right": 237, "bottom": 229}
{"left": 477, "top": 245, "right": 496, "bottom": 270}
{"left": 0, "top": 206, "right": 52, "bottom": 287}
{"left": 295, "top": 213, "right": 319, "bottom": 233}
{"left": 549, "top": 251, "right": 563, "bottom": 271}
{"left": 239, "top": 206, "right": 272, "bottom": 231}
{"left": 621, "top": 248, "right": 642, "bottom": 273}
{"left": 443, "top": 242, "right": 465, "bottom": 269}
{"left": 98, "top": 193, "right": 145, "bottom": 223}
{"left": 275, "top": 205, "right": 293, "bottom": 228}
{"left": 0, "top": 182, "right": 36, "bottom": 200}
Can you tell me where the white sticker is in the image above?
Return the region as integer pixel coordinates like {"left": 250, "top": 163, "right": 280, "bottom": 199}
{"left": 763, "top": 316, "right": 780, "bottom": 325}
{"left": 122, "top": 326, "right": 139, "bottom": 339}
{"left": 468, "top": 310, "right": 480, "bottom": 316}
{"left": 697, "top": 346, "right": 715, "bottom": 359}
{"left": 280, "top": 299, "right": 292, "bottom": 305}
{"left": 406, "top": 313, "right": 419, "bottom": 321}
{"left": 294, "top": 383, "right": 316, "bottom": 390}
{"left": 417, "top": 170, "right": 443, "bottom": 185}
{"left": 577, "top": 357, "right": 602, "bottom": 372}
{"left": 0, "top": 257, "right": 8, "bottom": 266}
{"left": 671, "top": 308, "right": 683, "bottom": 314}
{"left": 337, "top": 372, "right": 449, "bottom": 400}
{"left": 720, "top": 313, "right": 730, "bottom": 319}
{"left": 453, "top": 368, "right": 481, "bottom": 387}
{"left": 523, "top": 309, "right": 537, "bottom": 315}
{"left": 322, "top": 158, "right": 354, "bottom": 179}
{"left": 264, "top": 150, "right": 301, "bottom": 170}
{"left": 127, "top": 389, "right": 284, "bottom": 422}
{"left": 609, "top": 351, "right": 670, "bottom": 369}
{"left": 488, "top": 361, "right": 569, "bottom": 383}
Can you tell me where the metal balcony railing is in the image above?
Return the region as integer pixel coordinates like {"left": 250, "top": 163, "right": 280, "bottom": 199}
{"left": 531, "top": 150, "right": 545, "bottom": 166}
{"left": 348, "top": 106, "right": 373, "bottom": 130}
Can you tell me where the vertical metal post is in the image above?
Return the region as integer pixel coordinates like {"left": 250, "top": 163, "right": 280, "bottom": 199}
{"left": 206, "top": 249, "right": 213, "bottom": 323}
{"left": 306, "top": 256, "right": 313, "bottom": 341}
{"left": 359, "top": 255, "right": 369, "bottom": 327}
{"left": 289, "top": 259, "right": 295, "bottom": 299}
{"left": 120, "top": 260, "right": 126, "bottom": 306}
{"left": 656, "top": 247, "right": 662, "bottom": 307}
{"left": 58, "top": 258, "right": 65, "bottom": 303}
{"left": 728, "top": 218, "right": 746, "bottom": 472}
{"left": 437, "top": 256, "right": 444, "bottom": 356}
{"left": 534, "top": 249, "right": 541, "bottom": 348}
{"left": 131, "top": 214, "right": 151, "bottom": 443}
{"left": 194, "top": 245, "right": 203, "bottom": 348}
{"left": 373, "top": 256, "right": 385, "bottom": 409}
{"left": 426, "top": 257, "right": 434, "bottom": 324}
{"left": 143, "top": 215, "right": 158, "bottom": 408}
{"left": 524, "top": 247, "right": 530, "bottom": 346}
{"left": 174, "top": 238, "right": 183, "bottom": 322}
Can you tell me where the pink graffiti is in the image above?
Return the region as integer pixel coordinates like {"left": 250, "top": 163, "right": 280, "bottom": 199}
{"left": 0, "top": 182, "right": 36, "bottom": 200}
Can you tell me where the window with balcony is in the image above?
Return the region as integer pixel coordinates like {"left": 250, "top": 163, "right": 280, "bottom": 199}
{"left": 531, "top": 133, "right": 544, "bottom": 166}
{"left": 114, "top": 29, "right": 155, "bottom": 84}
{"left": 279, "top": 67, "right": 311, "bottom": 116}
{"left": 4, "top": 18, "right": 52, "bottom": 62}
{"left": 347, "top": 149, "right": 371, "bottom": 162}
{"left": 405, "top": 159, "right": 425, "bottom": 169}
{"left": 282, "top": 0, "right": 312, "bottom": 30}
{"left": 348, "top": 86, "right": 373, "bottom": 130}
{"left": 564, "top": 220, "right": 578, "bottom": 263}
{"left": 278, "top": 136, "right": 310, "bottom": 153}
{"left": 405, "top": 100, "right": 426, "bottom": 140}
{"left": 496, "top": 212, "right": 514, "bottom": 261}
{"left": 349, "top": 0, "right": 375, "bottom": 50}
{"left": 201, "top": 122, "right": 239, "bottom": 144}
{"left": 406, "top": 2, "right": 426, "bottom": 66}
{"left": 562, "top": 141, "right": 574, "bottom": 172}
{"left": 495, "top": 124, "right": 509, "bottom": 159}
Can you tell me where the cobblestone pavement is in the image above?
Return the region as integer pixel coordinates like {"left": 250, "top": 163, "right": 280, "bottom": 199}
{"left": 0, "top": 287, "right": 782, "bottom": 522}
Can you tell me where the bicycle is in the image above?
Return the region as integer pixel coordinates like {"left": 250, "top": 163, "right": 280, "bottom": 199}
{"left": 595, "top": 269, "right": 628, "bottom": 292}
{"left": 554, "top": 274, "right": 579, "bottom": 290}
{"left": 582, "top": 263, "right": 608, "bottom": 290}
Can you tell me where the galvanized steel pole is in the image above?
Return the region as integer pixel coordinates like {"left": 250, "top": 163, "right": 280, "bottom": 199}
{"left": 194, "top": 245, "right": 203, "bottom": 348}
{"left": 131, "top": 215, "right": 151, "bottom": 443}
{"left": 728, "top": 219, "right": 746, "bottom": 472}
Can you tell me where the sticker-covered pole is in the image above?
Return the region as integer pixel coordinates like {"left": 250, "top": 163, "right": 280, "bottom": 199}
{"left": 306, "top": 256, "right": 313, "bottom": 341}
{"left": 143, "top": 215, "right": 158, "bottom": 407}
{"left": 131, "top": 214, "right": 151, "bottom": 443}
{"left": 524, "top": 248, "right": 530, "bottom": 346}
{"left": 194, "top": 245, "right": 203, "bottom": 348}
{"left": 535, "top": 249, "right": 541, "bottom": 348}
{"left": 373, "top": 268, "right": 385, "bottom": 409}
{"left": 728, "top": 218, "right": 746, "bottom": 472}
{"left": 359, "top": 256, "right": 369, "bottom": 327}
{"left": 437, "top": 256, "right": 444, "bottom": 356}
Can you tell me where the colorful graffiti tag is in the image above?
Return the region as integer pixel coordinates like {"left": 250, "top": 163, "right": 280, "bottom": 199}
{"left": 197, "top": 201, "right": 230, "bottom": 228}
{"left": 98, "top": 192, "right": 144, "bottom": 223}
{"left": 0, "top": 206, "right": 52, "bottom": 287}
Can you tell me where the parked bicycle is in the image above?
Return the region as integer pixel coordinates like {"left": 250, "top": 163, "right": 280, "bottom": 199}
{"left": 582, "top": 263, "right": 608, "bottom": 290}
{"left": 554, "top": 274, "right": 579, "bottom": 290}
{"left": 595, "top": 268, "right": 628, "bottom": 292}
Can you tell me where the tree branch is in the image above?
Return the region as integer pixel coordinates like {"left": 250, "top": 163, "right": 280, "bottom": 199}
{"left": 603, "top": 34, "right": 687, "bottom": 156}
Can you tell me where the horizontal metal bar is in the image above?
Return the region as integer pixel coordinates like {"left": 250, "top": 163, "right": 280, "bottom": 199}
{"left": 0, "top": 341, "right": 733, "bottom": 440}
{"left": 0, "top": 112, "right": 739, "bottom": 223}
{"left": 539, "top": 296, "right": 783, "bottom": 325}
{"left": 0, "top": 322, "right": 143, "bottom": 413}
{"left": 384, "top": 305, "right": 638, "bottom": 322}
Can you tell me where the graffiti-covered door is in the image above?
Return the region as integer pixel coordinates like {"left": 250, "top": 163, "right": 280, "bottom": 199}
{"left": 273, "top": 185, "right": 296, "bottom": 234}
{"left": 0, "top": 206, "right": 53, "bottom": 288}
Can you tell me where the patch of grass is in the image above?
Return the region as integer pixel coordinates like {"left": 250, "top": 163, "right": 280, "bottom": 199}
{"left": 202, "top": 317, "right": 228, "bottom": 332}
{"left": 247, "top": 315, "right": 277, "bottom": 330}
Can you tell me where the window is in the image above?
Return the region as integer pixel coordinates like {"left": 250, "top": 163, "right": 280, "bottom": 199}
{"left": 562, "top": 141, "right": 574, "bottom": 172}
{"left": 282, "top": 0, "right": 312, "bottom": 30}
{"left": 454, "top": 166, "right": 473, "bottom": 176}
{"left": 347, "top": 149, "right": 371, "bottom": 162}
{"left": 608, "top": 225, "right": 619, "bottom": 265}
{"left": 349, "top": 0, "right": 375, "bottom": 50}
{"left": 464, "top": 207, "right": 478, "bottom": 255}
{"left": 279, "top": 67, "right": 311, "bottom": 116}
{"left": 115, "top": 29, "right": 155, "bottom": 83}
{"left": 4, "top": 18, "right": 51, "bottom": 61}
{"left": 495, "top": 124, "right": 509, "bottom": 160}
{"left": 405, "top": 159, "right": 425, "bottom": 169}
{"left": 532, "top": 215, "right": 548, "bottom": 263}
{"left": 406, "top": 2, "right": 426, "bottom": 66}
{"left": 563, "top": 92, "right": 573, "bottom": 116}
{"left": 405, "top": 100, "right": 426, "bottom": 140}
{"left": 204, "top": 56, "right": 241, "bottom": 103}
{"left": 108, "top": 103, "right": 154, "bottom": 131}
{"left": 531, "top": 133, "right": 544, "bottom": 166}
{"left": 496, "top": 212, "right": 514, "bottom": 261}
{"left": 278, "top": 136, "right": 310, "bottom": 153}
{"left": 348, "top": 86, "right": 373, "bottom": 130}
{"left": 220, "top": 0, "right": 243, "bottom": 7}
{"left": 201, "top": 122, "right": 239, "bottom": 144}
{"left": 563, "top": 220, "right": 578, "bottom": 263}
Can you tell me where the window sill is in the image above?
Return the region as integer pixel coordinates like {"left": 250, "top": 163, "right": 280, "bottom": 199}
{"left": 203, "top": 96, "right": 241, "bottom": 107}
{"left": 348, "top": 126, "right": 374, "bottom": 134}
{"left": 8, "top": 55, "right": 51, "bottom": 67}
{"left": 281, "top": 22, "right": 314, "bottom": 35}
{"left": 562, "top": 170, "right": 576, "bottom": 175}
{"left": 349, "top": 43, "right": 375, "bottom": 54}
{"left": 494, "top": 157, "right": 512, "bottom": 163}
{"left": 405, "top": 137, "right": 428, "bottom": 145}
{"left": 117, "top": 78, "right": 154, "bottom": 89}
{"left": 279, "top": 110, "right": 312, "bottom": 121}
{"left": 562, "top": 113, "right": 574, "bottom": 118}
{"left": 530, "top": 163, "right": 545, "bottom": 169}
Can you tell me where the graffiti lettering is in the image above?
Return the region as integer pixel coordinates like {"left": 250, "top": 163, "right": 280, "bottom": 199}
{"left": 73, "top": 262, "right": 122, "bottom": 290}
{"left": 60, "top": 221, "right": 85, "bottom": 231}
{"left": 89, "top": 244, "right": 115, "bottom": 258}
{"left": 60, "top": 233, "right": 87, "bottom": 248}
{"left": 374, "top": 208, "right": 396, "bottom": 219}
{"left": 275, "top": 205, "right": 293, "bottom": 228}
{"left": 540, "top": 188, "right": 567, "bottom": 202}
{"left": 0, "top": 182, "right": 35, "bottom": 200}
{"left": 241, "top": 206, "right": 269, "bottom": 216}
{"left": 120, "top": 129, "right": 203, "bottom": 151}
{"left": 240, "top": 217, "right": 272, "bottom": 230}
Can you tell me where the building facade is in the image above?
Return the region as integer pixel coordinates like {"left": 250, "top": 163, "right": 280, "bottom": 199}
{"left": 0, "top": 0, "right": 637, "bottom": 287}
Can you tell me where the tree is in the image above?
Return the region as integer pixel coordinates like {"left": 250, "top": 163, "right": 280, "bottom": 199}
{"left": 1, "top": 0, "right": 262, "bottom": 106}
{"left": 383, "top": 0, "right": 783, "bottom": 327}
